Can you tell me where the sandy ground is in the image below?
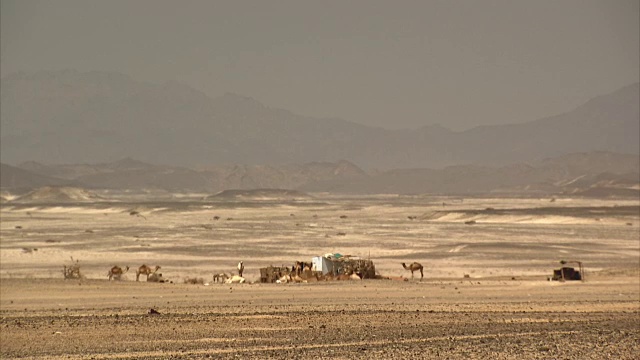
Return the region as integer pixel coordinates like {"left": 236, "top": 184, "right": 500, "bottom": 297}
{"left": 1, "top": 195, "right": 639, "bottom": 358}
{"left": 1, "top": 274, "right": 639, "bottom": 359}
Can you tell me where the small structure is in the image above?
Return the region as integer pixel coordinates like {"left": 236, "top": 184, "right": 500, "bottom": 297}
{"left": 311, "top": 256, "right": 335, "bottom": 275}
{"left": 551, "top": 260, "right": 584, "bottom": 281}
{"left": 259, "top": 265, "right": 292, "bottom": 283}
{"left": 260, "top": 254, "right": 377, "bottom": 283}
{"left": 314, "top": 253, "right": 376, "bottom": 279}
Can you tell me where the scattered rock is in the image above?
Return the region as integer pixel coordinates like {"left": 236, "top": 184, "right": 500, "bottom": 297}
{"left": 148, "top": 308, "right": 161, "bottom": 315}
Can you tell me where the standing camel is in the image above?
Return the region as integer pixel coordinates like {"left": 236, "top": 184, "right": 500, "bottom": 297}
{"left": 402, "top": 262, "right": 424, "bottom": 280}
{"left": 136, "top": 264, "right": 161, "bottom": 281}
{"left": 108, "top": 265, "right": 129, "bottom": 281}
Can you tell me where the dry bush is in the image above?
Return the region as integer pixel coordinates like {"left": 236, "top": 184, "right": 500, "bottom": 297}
{"left": 62, "top": 257, "right": 83, "bottom": 279}
{"left": 183, "top": 277, "right": 205, "bottom": 285}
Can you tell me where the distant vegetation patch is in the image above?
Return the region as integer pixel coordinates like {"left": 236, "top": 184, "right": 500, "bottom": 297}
{"left": 421, "top": 205, "right": 640, "bottom": 222}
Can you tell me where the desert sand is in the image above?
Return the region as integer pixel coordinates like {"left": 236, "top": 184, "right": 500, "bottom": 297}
{"left": 1, "top": 195, "right": 639, "bottom": 359}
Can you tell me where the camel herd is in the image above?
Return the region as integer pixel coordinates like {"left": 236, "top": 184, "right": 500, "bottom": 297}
{"left": 104, "top": 261, "right": 426, "bottom": 283}
{"left": 211, "top": 262, "right": 247, "bottom": 283}
{"left": 106, "top": 262, "right": 246, "bottom": 284}
{"left": 274, "top": 271, "right": 362, "bottom": 283}
{"left": 107, "top": 264, "right": 161, "bottom": 282}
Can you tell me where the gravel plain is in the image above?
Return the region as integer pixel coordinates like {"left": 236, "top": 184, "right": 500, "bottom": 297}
{"left": 1, "top": 274, "right": 639, "bottom": 359}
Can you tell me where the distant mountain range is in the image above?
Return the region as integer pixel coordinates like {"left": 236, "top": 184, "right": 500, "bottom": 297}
{"left": 1, "top": 70, "right": 638, "bottom": 169}
{"left": 1, "top": 151, "right": 638, "bottom": 197}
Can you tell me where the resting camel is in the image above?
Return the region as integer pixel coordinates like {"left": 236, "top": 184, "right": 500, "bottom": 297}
{"left": 402, "top": 262, "right": 424, "bottom": 280}
{"left": 147, "top": 273, "right": 165, "bottom": 283}
{"left": 335, "top": 274, "right": 352, "bottom": 281}
{"left": 136, "top": 264, "right": 161, "bottom": 281}
{"left": 108, "top": 265, "right": 129, "bottom": 281}
{"left": 225, "top": 275, "right": 246, "bottom": 284}
{"left": 291, "top": 274, "right": 307, "bottom": 283}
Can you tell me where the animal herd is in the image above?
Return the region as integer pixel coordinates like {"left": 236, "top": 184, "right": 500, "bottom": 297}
{"left": 106, "top": 261, "right": 426, "bottom": 283}
{"left": 107, "top": 264, "right": 162, "bottom": 282}
{"left": 106, "top": 261, "right": 246, "bottom": 284}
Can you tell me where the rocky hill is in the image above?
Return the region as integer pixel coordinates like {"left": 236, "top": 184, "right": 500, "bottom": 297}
{"left": 9, "top": 159, "right": 368, "bottom": 193}
{"left": 0, "top": 163, "right": 74, "bottom": 192}
{"left": 2, "top": 151, "right": 637, "bottom": 197}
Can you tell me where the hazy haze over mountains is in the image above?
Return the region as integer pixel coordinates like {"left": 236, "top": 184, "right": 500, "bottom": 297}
{"left": 2, "top": 1, "right": 638, "bottom": 131}
{"left": 1, "top": 71, "right": 638, "bottom": 169}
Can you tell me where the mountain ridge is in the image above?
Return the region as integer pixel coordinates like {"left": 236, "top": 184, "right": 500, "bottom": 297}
{"left": 2, "top": 151, "right": 637, "bottom": 197}
{"left": 1, "top": 70, "right": 638, "bottom": 169}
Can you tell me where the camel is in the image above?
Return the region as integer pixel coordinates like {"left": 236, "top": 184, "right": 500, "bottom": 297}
{"left": 237, "top": 261, "right": 244, "bottom": 277}
{"left": 402, "top": 262, "right": 424, "bottom": 279}
{"left": 335, "top": 274, "right": 352, "bottom": 281}
{"left": 136, "top": 264, "right": 161, "bottom": 281}
{"left": 319, "top": 273, "right": 334, "bottom": 281}
{"left": 213, "top": 272, "right": 230, "bottom": 283}
{"left": 291, "top": 274, "right": 307, "bottom": 283}
{"left": 293, "top": 261, "right": 313, "bottom": 276}
{"left": 225, "top": 275, "right": 246, "bottom": 284}
{"left": 147, "top": 273, "right": 165, "bottom": 283}
{"left": 108, "top": 265, "right": 129, "bottom": 281}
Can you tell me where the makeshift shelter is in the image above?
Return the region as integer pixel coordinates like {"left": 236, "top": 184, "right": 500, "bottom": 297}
{"left": 315, "top": 253, "right": 376, "bottom": 279}
{"left": 551, "top": 260, "right": 584, "bottom": 281}
{"left": 311, "top": 256, "right": 334, "bottom": 275}
{"left": 259, "top": 265, "right": 291, "bottom": 283}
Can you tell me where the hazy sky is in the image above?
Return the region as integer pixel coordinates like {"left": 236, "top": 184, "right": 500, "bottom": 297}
{"left": 1, "top": 0, "right": 638, "bottom": 130}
